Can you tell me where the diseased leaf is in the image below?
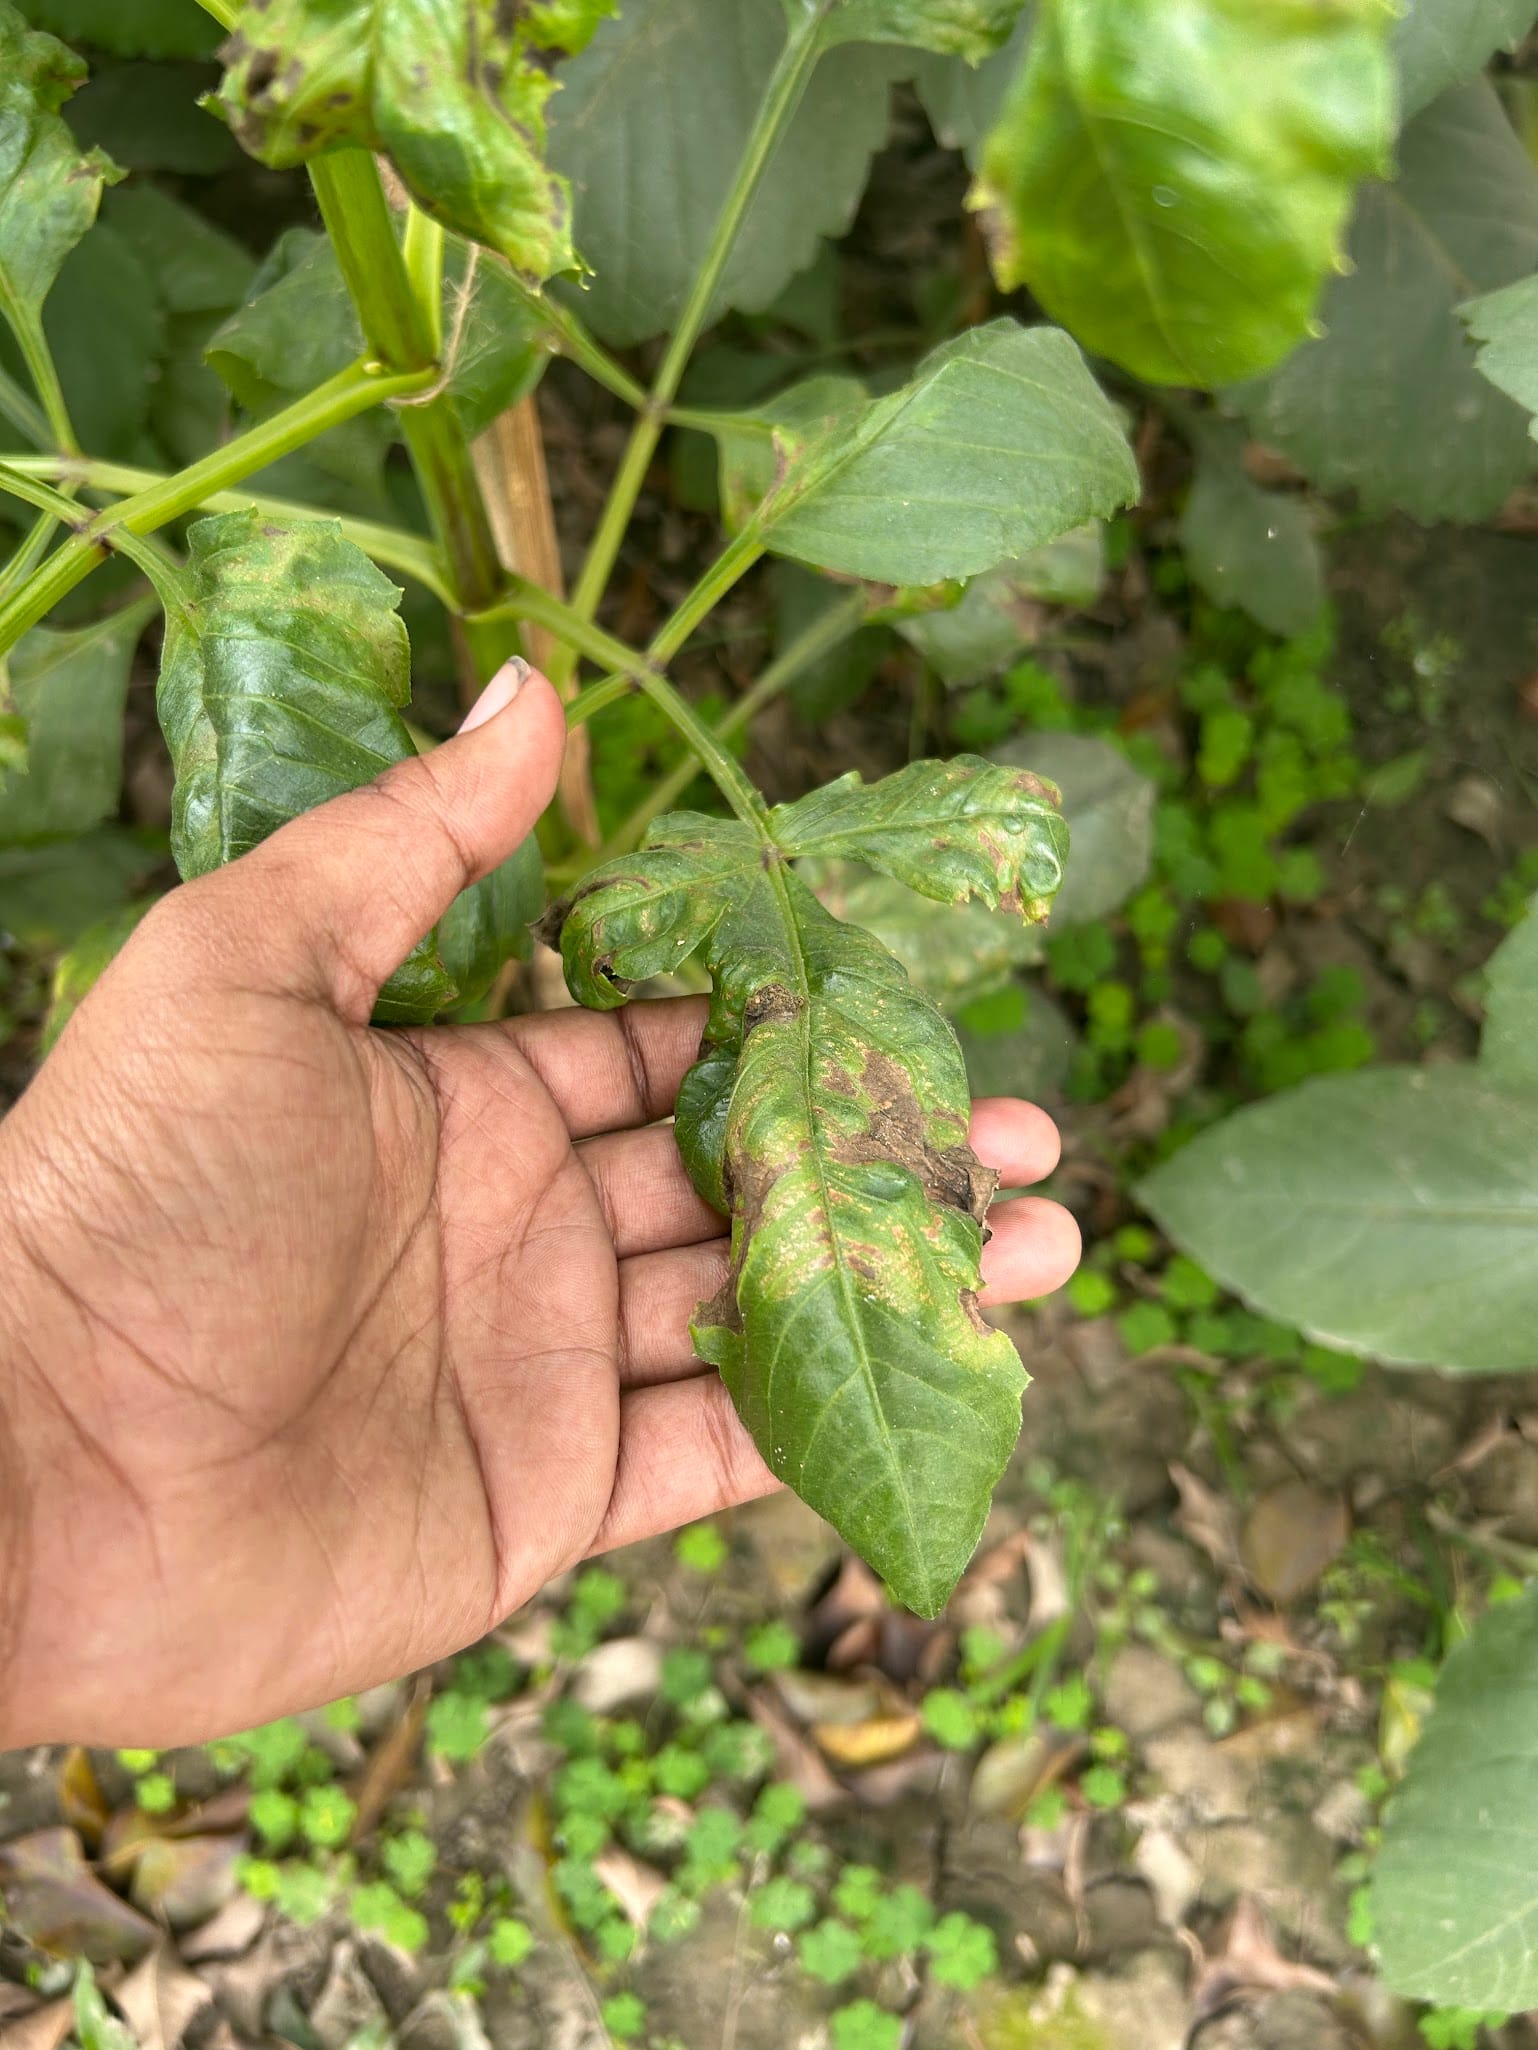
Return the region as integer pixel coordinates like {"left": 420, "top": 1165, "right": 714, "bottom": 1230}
{"left": 0, "top": 600, "right": 151, "bottom": 843}
{"left": 812, "top": 864, "right": 1045, "bottom": 1005}
{"left": 554, "top": 757, "right": 1067, "bottom": 1614}
{"left": 14, "top": 0, "right": 219, "bottom": 60}
{"left": 1241, "top": 79, "right": 1538, "bottom": 522}
{"left": 1138, "top": 1067, "right": 1538, "bottom": 1373}
{"left": 0, "top": 4, "right": 120, "bottom": 379}
{"left": 1394, "top": 0, "right": 1538, "bottom": 119}
{"left": 216, "top": 0, "right": 614, "bottom": 281}
{"left": 1178, "top": 425, "right": 1325, "bottom": 640}
{"left": 156, "top": 510, "right": 532, "bottom": 1025}
{"left": 813, "top": 0, "right": 1027, "bottom": 61}
{"left": 973, "top": 0, "right": 1395, "bottom": 387}
{"left": 1461, "top": 272, "right": 1538, "bottom": 436}
{"left": 549, "top": 0, "right": 905, "bottom": 345}
{"left": 1374, "top": 1584, "right": 1538, "bottom": 2009}
{"left": 993, "top": 731, "right": 1154, "bottom": 926}
{"left": 1481, "top": 896, "right": 1538, "bottom": 1093}
{"left": 718, "top": 318, "right": 1138, "bottom": 587}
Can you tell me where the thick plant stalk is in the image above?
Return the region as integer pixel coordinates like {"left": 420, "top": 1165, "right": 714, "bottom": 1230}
{"left": 474, "top": 396, "right": 601, "bottom": 845}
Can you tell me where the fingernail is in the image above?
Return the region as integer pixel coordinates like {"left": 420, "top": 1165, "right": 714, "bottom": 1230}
{"left": 458, "top": 656, "right": 531, "bottom": 734}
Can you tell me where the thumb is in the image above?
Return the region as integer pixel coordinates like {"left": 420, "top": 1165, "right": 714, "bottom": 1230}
{"left": 191, "top": 658, "right": 567, "bottom": 1018}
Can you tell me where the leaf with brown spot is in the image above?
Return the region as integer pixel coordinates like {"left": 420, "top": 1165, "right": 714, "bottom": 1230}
{"left": 556, "top": 757, "right": 1068, "bottom": 1617}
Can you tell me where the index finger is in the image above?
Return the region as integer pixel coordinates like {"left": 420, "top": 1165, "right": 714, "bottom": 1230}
{"left": 494, "top": 995, "right": 709, "bottom": 1139}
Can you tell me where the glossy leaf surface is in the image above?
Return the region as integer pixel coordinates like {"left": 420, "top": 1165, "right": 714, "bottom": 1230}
{"left": 556, "top": 757, "right": 1068, "bottom": 1613}
{"left": 1394, "top": 0, "right": 1538, "bottom": 117}
{"left": 1375, "top": 1585, "right": 1538, "bottom": 2008}
{"left": 1139, "top": 1067, "right": 1538, "bottom": 1373}
{"left": 216, "top": 0, "right": 614, "bottom": 280}
{"left": 156, "top": 512, "right": 533, "bottom": 1025}
{"left": 974, "top": 0, "right": 1395, "bottom": 387}
{"left": 0, "top": 4, "right": 119, "bottom": 369}
{"left": 549, "top": 0, "right": 904, "bottom": 345}
{"left": 813, "top": 0, "right": 1027, "bottom": 60}
{"left": 719, "top": 319, "right": 1138, "bottom": 586}
{"left": 1242, "top": 78, "right": 1538, "bottom": 521}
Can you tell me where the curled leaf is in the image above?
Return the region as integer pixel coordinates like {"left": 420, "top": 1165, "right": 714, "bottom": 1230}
{"left": 555, "top": 758, "right": 1067, "bottom": 1614}
{"left": 215, "top": 0, "right": 615, "bottom": 280}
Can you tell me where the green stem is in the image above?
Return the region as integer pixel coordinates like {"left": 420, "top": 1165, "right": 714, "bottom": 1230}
{"left": 472, "top": 584, "right": 652, "bottom": 681}
{"left": 648, "top": 528, "right": 766, "bottom": 668}
{"left": 3, "top": 453, "right": 454, "bottom": 606}
{"left": 191, "top": 0, "right": 238, "bottom": 25}
{"left": 0, "top": 511, "right": 62, "bottom": 609}
{"left": 310, "top": 152, "right": 508, "bottom": 635}
{"left": 403, "top": 206, "right": 446, "bottom": 359}
{"left": 0, "top": 466, "right": 183, "bottom": 610}
{"left": 7, "top": 309, "right": 77, "bottom": 454}
{"left": 494, "top": 267, "right": 647, "bottom": 410}
{"left": 559, "top": 8, "right": 827, "bottom": 664}
{"left": 0, "top": 364, "right": 50, "bottom": 451}
{"left": 0, "top": 358, "right": 428, "bottom": 651}
{"left": 598, "top": 587, "right": 865, "bottom": 858}
{"left": 630, "top": 668, "right": 767, "bottom": 834}
{"left": 564, "top": 672, "right": 637, "bottom": 729}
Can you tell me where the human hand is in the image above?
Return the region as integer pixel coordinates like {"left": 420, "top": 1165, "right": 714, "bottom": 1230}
{"left": 0, "top": 662, "right": 1081, "bottom": 1747}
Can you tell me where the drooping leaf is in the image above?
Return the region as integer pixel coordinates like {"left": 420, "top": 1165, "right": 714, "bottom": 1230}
{"left": 911, "top": 10, "right": 1030, "bottom": 158}
{"left": 1481, "top": 896, "right": 1538, "bottom": 1093}
{"left": 15, "top": 0, "right": 220, "bottom": 60}
{"left": 1138, "top": 1066, "right": 1538, "bottom": 1373}
{"left": 717, "top": 319, "right": 1138, "bottom": 587}
{"left": 993, "top": 731, "right": 1154, "bottom": 926}
{"left": 216, "top": 0, "right": 613, "bottom": 282}
{"left": 0, "top": 4, "right": 120, "bottom": 380}
{"left": 812, "top": 0, "right": 1027, "bottom": 61}
{"left": 1394, "top": 0, "right": 1538, "bottom": 119}
{"left": 1461, "top": 272, "right": 1538, "bottom": 436}
{"left": 1374, "top": 1584, "right": 1538, "bottom": 2009}
{"left": 0, "top": 599, "right": 152, "bottom": 843}
{"left": 41, "top": 899, "right": 153, "bottom": 1052}
{"left": 1178, "top": 424, "right": 1325, "bottom": 641}
{"left": 155, "top": 510, "right": 524, "bottom": 1025}
{"left": 1241, "top": 78, "right": 1538, "bottom": 522}
{"left": 548, "top": 0, "right": 906, "bottom": 345}
{"left": 554, "top": 757, "right": 1068, "bottom": 1615}
{"left": 973, "top": 0, "right": 1396, "bottom": 387}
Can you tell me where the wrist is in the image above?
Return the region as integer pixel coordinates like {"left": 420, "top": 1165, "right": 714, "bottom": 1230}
{"left": 0, "top": 1154, "right": 46, "bottom": 1748}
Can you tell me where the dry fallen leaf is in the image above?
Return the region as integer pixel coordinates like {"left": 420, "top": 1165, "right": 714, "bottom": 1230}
{"left": 115, "top": 1944, "right": 213, "bottom": 2050}
{"left": 57, "top": 1751, "right": 111, "bottom": 1852}
{"left": 0, "top": 1996, "right": 76, "bottom": 2050}
{"left": 350, "top": 1674, "right": 430, "bottom": 1844}
{"left": 178, "top": 1891, "right": 266, "bottom": 1965}
{"left": 744, "top": 1690, "right": 845, "bottom": 1813}
{"left": 812, "top": 1714, "right": 922, "bottom": 1769}
{"left": 128, "top": 1834, "right": 243, "bottom": 1931}
{"left": 0, "top": 1830, "right": 158, "bottom": 1965}
{"left": 1191, "top": 1895, "right": 1337, "bottom": 2019}
{"left": 592, "top": 1849, "right": 667, "bottom": 1931}
{"left": 1239, "top": 1481, "right": 1349, "bottom": 1603}
{"left": 1170, "top": 1463, "right": 1242, "bottom": 1577}
{"left": 969, "top": 1730, "right": 1083, "bottom": 1821}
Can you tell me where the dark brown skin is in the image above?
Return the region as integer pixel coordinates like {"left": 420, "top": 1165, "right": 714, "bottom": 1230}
{"left": 0, "top": 662, "right": 1080, "bottom": 1749}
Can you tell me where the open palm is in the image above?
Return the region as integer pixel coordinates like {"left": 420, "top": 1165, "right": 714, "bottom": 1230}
{"left": 0, "top": 669, "right": 1079, "bottom": 1747}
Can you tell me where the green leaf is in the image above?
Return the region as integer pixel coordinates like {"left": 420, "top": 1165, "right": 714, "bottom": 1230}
{"left": 0, "top": 4, "right": 120, "bottom": 372}
{"left": 813, "top": 0, "right": 1027, "bottom": 60}
{"left": 155, "top": 510, "right": 462, "bottom": 1024}
{"left": 1138, "top": 1066, "right": 1538, "bottom": 1373}
{"left": 811, "top": 865, "right": 1045, "bottom": 1007}
{"left": 0, "top": 829, "right": 158, "bottom": 947}
{"left": 1240, "top": 79, "right": 1538, "bottom": 522}
{"left": 15, "top": 0, "right": 219, "bottom": 60}
{"left": 1374, "top": 1584, "right": 1538, "bottom": 2008}
{"left": 1481, "top": 896, "right": 1538, "bottom": 1093}
{"left": 548, "top": 0, "right": 905, "bottom": 345}
{"left": 68, "top": 60, "right": 239, "bottom": 175}
{"left": 556, "top": 758, "right": 1066, "bottom": 1616}
{"left": 722, "top": 318, "right": 1138, "bottom": 587}
{"left": 1178, "top": 425, "right": 1325, "bottom": 641}
{"left": 40, "top": 899, "right": 152, "bottom": 1051}
{"left": 216, "top": 0, "right": 613, "bottom": 282}
{"left": 993, "top": 731, "right": 1154, "bottom": 927}
{"left": 911, "top": 11, "right": 1030, "bottom": 159}
{"left": 1462, "top": 272, "right": 1538, "bottom": 436}
{"left": 0, "top": 599, "right": 152, "bottom": 842}
{"left": 1394, "top": 0, "right": 1538, "bottom": 119}
{"left": 41, "top": 219, "right": 165, "bottom": 458}
{"left": 898, "top": 532, "right": 1106, "bottom": 685}
{"left": 974, "top": 0, "right": 1395, "bottom": 387}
